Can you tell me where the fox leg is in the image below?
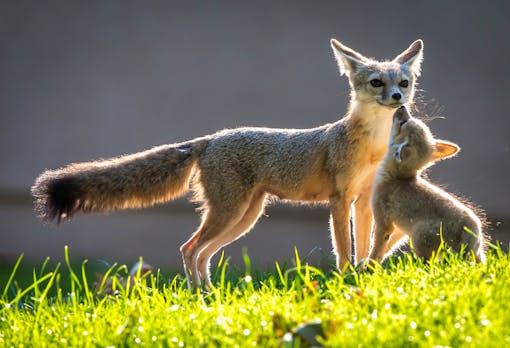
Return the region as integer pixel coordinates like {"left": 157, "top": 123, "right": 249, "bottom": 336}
{"left": 180, "top": 201, "right": 251, "bottom": 289}
{"left": 329, "top": 193, "right": 353, "bottom": 271}
{"left": 367, "top": 221, "right": 394, "bottom": 263}
{"left": 410, "top": 223, "right": 442, "bottom": 261}
{"left": 381, "top": 227, "right": 408, "bottom": 257}
{"left": 180, "top": 232, "right": 202, "bottom": 288}
{"left": 475, "top": 250, "right": 486, "bottom": 264}
{"left": 195, "top": 191, "right": 267, "bottom": 287}
{"left": 180, "top": 187, "right": 264, "bottom": 288}
{"left": 353, "top": 188, "right": 374, "bottom": 264}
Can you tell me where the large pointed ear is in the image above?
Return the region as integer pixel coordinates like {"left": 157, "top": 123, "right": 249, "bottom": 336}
{"left": 330, "top": 39, "right": 368, "bottom": 76}
{"left": 393, "top": 39, "right": 424, "bottom": 76}
{"left": 432, "top": 140, "right": 460, "bottom": 161}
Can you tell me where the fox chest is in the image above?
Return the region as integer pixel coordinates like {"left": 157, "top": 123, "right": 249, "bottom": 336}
{"left": 349, "top": 118, "right": 392, "bottom": 191}
{"left": 336, "top": 142, "right": 388, "bottom": 196}
{"left": 351, "top": 158, "right": 381, "bottom": 194}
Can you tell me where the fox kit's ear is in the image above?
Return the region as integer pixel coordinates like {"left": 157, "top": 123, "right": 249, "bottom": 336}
{"left": 432, "top": 140, "right": 460, "bottom": 160}
{"left": 394, "top": 39, "right": 424, "bottom": 76}
{"left": 393, "top": 139, "right": 409, "bottom": 163}
{"left": 330, "top": 39, "right": 367, "bottom": 76}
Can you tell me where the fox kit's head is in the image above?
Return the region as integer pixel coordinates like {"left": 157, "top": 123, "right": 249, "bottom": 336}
{"left": 331, "top": 39, "right": 423, "bottom": 109}
{"left": 383, "top": 106, "right": 459, "bottom": 177}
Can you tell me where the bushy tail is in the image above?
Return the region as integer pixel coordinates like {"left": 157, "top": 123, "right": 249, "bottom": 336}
{"left": 31, "top": 137, "right": 209, "bottom": 223}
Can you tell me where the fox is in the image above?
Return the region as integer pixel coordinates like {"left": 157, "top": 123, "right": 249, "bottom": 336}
{"left": 366, "top": 106, "right": 486, "bottom": 264}
{"left": 31, "top": 39, "right": 424, "bottom": 288}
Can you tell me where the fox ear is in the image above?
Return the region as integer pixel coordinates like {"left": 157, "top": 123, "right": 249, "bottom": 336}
{"left": 330, "top": 39, "right": 367, "bottom": 76}
{"left": 393, "top": 39, "right": 424, "bottom": 76}
{"left": 393, "top": 139, "right": 409, "bottom": 163}
{"left": 432, "top": 140, "right": 460, "bottom": 160}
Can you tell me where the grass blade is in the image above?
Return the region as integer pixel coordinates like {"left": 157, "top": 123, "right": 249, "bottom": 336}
{"left": 2, "top": 253, "right": 23, "bottom": 300}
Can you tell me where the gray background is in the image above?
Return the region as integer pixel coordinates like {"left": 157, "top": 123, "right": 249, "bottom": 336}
{"left": 1, "top": 1, "right": 508, "bottom": 270}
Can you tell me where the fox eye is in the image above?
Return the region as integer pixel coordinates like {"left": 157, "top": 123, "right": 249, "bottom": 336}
{"left": 399, "top": 80, "right": 409, "bottom": 88}
{"left": 370, "top": 79, "right": 384, "bottom": 88}
{"left": 399, "top": 120, "right": 407, "bottom": 127}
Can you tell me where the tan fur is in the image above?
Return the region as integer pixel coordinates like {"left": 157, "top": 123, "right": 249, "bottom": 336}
{"left": 31, "top": 39, "right": 424, "bottom": 288}
{"left": 32, "top": 138, "right": 209, "bottom": 221}
{"left": 367, "top": 107, "right": 486, "bottom": 264}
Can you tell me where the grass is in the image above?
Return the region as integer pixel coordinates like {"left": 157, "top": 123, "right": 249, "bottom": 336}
{"left": 0, "top": 244, "right": 509, "bottom": 347}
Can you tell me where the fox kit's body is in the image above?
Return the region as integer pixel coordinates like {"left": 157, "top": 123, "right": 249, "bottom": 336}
{"left": 32, "top": 39, "right": 424, "bottom": 288}
{"left": 368, "top": 107, "right": 485, "bottom": 263}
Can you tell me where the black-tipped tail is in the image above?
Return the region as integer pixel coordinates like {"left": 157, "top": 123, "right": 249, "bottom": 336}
{"left": 31, "top": 137, "right": 210, "bottom": 223}
{"left": 32, "top": 173, "right": 85, "bottom": 223}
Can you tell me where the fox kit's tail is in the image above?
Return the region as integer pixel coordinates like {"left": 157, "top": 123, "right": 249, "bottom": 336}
{"left": 31, "top": 137, "right": 209, "bottom": 222}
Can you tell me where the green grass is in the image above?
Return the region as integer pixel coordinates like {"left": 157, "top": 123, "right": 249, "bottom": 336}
{"left": 1, "top": 244, "right": 509, "bottom": 347}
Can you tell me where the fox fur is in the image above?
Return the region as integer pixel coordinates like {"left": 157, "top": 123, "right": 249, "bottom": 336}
{"left": 32, "top": 39, "right": 424, "bottom": 288}
{"left": 367, "top": 106, "right": 486, "bottom": 263}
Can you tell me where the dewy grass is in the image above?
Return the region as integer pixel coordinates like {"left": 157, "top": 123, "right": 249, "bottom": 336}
{"left": 0, "top": 244, "right": 509, "bottom": 347}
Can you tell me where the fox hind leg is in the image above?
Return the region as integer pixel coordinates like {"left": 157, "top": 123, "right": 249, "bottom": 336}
{"left": 195, "top": 190, "right": 267, "bottom": 287}
{"left": 181, "top": 208, "right": 245, "bottom": 289}
{"left": 180, "top": 190, "right": 264, "bottom": 288}
{"left": 180, "top": 233, "right": 199, "bottom": 288}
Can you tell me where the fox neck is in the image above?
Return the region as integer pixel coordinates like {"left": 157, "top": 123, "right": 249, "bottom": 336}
{"left": 347, "top": 100, "right": 397, "bottom": 151}
{"left": 376, "top": 158, "right": 421, "bottom": 182}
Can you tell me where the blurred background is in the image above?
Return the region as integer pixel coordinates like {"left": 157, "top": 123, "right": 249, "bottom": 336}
{"left": 1, "top": 1, "right": 508, "bottom": 271}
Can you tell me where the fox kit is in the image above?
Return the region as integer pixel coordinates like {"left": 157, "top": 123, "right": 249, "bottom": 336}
{"left": 367, "top": 106, "right": 485, "bottom": 264}
{"left": 32, "top": 39, "right": 424, "bottom": 288}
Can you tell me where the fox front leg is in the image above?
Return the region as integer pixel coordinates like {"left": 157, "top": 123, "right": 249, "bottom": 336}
{"left": 353, "top": 188, "right": 374, "bottom": 263}
{"left": 367, "top": 221, "right": 395, "bottom": 263}
{"left": 329, "top": 193, "right": 353, "bottom": 271}
{"left": 381, "top": 226, "right": 408, "bottom": 257}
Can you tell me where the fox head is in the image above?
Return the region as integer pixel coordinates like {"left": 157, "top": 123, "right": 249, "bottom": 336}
{"left": 331, "top": 39, "right": 423, "bottom": 109}
{"left": 383, "top": 106, "right": 459, "bottom": 177}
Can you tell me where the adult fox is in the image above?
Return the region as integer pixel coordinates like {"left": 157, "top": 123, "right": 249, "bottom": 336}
{"left": 32, "top": 39, "right": 423, "bottom": 288}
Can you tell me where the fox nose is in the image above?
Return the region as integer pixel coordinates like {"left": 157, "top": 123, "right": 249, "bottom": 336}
{"left": 395, "top": 105, "right": 410, "bottom": 122}
{"left": 392, "top": 92, "right": 402, "bottom": 101}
